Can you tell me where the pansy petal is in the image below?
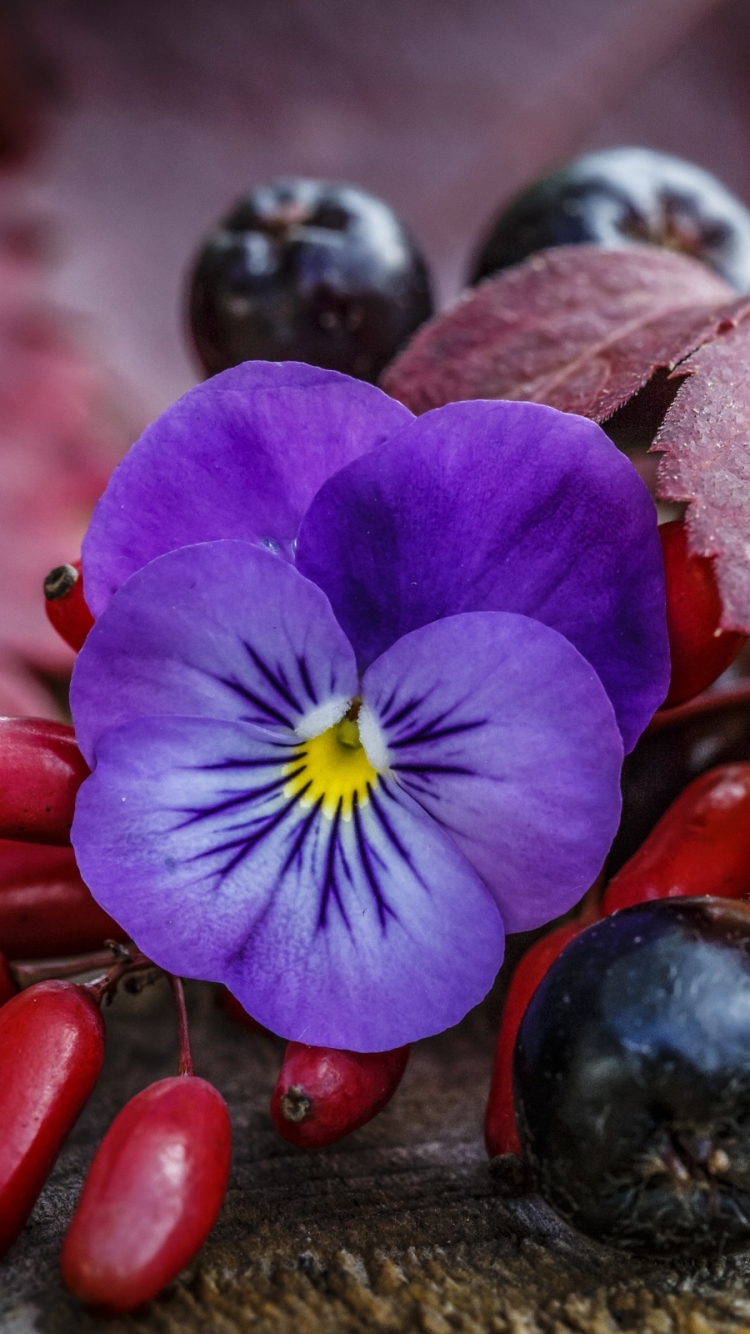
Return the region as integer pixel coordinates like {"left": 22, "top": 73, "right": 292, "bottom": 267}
{"left": 361, "top": 611, "right": 623, "bottom": 933}
{"left": 71, "top": 540, "right": 358, "bottom": 767}
{"left": 83, "top": 361, "right": 413, "bottom": 616}
{"left": 72, "top": 715, "right": 505, "bottom": 1051}
{"left": 296, "top": 399, "right": 669, "bottom": 752}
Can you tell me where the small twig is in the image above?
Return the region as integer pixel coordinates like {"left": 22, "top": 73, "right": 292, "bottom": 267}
{"left": 84, "top": 950, "right": 154, "bottom": 1005}
{"left": 169, "top": 974, "right": 194, "bottom": 1076}
{"left": 9, "top": 938, "right": 150, "bottom": 990}
{"left": 10, "top": 948, "right": 116, "bottom": 988}
{"left": 103, "top": 938, "right": 135, "bottom": 960}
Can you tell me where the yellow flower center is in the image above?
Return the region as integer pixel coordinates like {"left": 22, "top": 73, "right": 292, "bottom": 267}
{"left": 284, "top": 708, "right": 378, "bottom": 820}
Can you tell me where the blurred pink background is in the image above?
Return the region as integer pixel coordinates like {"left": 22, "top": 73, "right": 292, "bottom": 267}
{"left": 0, "top": 0, "right": 748, "bottom": 712}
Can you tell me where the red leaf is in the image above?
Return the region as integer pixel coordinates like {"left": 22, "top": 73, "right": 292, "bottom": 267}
{"left": 654, "top": 320, "right": 750, "bottom": 635}
{"left": 381, "top": 245, "right": 737, "bottom": 421}
{"left": 382, "top": 243, "right": 750, "bottom": 643}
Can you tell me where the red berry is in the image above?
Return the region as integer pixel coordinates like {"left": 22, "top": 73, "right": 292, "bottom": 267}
{"left": 43, "top": 561, "right": 95, "bottom": 653}
{"left": 0, "top": 718, "right": 89, "bottom": 845}
{"left": 0, "top": 838, "right": 74, "bottom": 884}
{"left": 0, "top": 980, "right": 104, "bottom": 1255}
{"left": 660, "top": 519, "right": 746, "bottom": 708}
{"left": 601, "top": 763, "right": 750, "bottom": 915}
{"left": 271, "top": 1042, "right": 410, "bottom": 1148}
{"left": 61, "top": 1075, "right": 231, "bottom": 1314}
{"left": 0, "top": 843, "right": 127, "bottom": 958}
{"left": 485, "top": 922, "right": 580, "bottom": 1159}
{"left": 0, "top": 951, "right": 16, "bottom": 1005}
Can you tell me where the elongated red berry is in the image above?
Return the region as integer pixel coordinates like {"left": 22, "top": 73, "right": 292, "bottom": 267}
{"left": 0, "top": 718, "right": 89, "bottom": 845}
{"left": 0, "top": 838, "right": 75, "bottom": 885}
{"left": 44, "top": 560, "right": 95, "bottom": 653}
{"left": 485, "top": 922, "right": 580, "bottom": 1159}
{"left": 0, "top": 853, "right": 127, "bottom": 958}
{"left": 601, "top": 763, "right": 750, "bottom": 915}
{"left": 271, "top": 1042, "right": 410, "bottom": 1148}
{"left": 61, "top": 1075, "right": 231, "bottom": 1313}
{"left": 660, "top": 519, "right": 746, "bottom": 708}
{"left": 0, "top": 980, "right": 104, "bottom": 1255}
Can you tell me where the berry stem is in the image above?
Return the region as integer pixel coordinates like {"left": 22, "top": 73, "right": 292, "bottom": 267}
{"left": 170, "top": 975, "right": 194, "bottom": 1077}
{"left": 84, "top": 950, "right": 155, "bottom": 1006}
{"left": 11, "top": 948, "right": 117, "bottom": 987}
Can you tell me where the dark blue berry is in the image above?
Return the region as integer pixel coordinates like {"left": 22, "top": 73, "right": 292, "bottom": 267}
{"left": 471, "top": 148, "right": 750, "bottom": 292}
{"left": 516, "top": 898, "right": 750, "bottom": 1255}
{"left": 188, "top": 179, "right": 433, "bottom": 382}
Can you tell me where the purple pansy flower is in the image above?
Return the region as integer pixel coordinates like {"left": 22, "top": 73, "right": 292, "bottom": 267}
{"left": 70, "top": 362, "right": 668, "bottom": 1051}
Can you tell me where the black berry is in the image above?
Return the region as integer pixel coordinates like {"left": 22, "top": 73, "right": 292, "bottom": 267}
{"left": 188, "top": 179, "right": 433, "bottom": 382}
{"left": 516, "top": 898, "right": 750, "bottom": 1255}
{"left": 471, "top": 148, "right": 750, "bottom": 292}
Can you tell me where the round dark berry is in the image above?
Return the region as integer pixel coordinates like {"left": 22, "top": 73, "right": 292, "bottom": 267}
{"left": 471, "top": 147, "right": 750, "bottom": 292}
{"left": 515, "top": 898, "right": 750, "bottom": 1255}
{"left": 187, "top": 179, "right": 433, "bottom": 382}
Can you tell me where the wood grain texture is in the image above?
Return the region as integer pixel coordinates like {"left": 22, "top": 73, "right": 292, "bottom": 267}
{"left": 2, "top": 979, "right": 750, "bottom": 1332}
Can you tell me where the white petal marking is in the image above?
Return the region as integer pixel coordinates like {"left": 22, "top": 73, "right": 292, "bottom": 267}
{"left": 295, "top": 696, "right": 351, "bottom": 741}
{"left": 358, "top": 703, "right": 390, "bottom": 772}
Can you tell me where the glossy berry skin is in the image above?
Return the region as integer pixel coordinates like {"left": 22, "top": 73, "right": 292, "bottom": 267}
{"left": 471, "top": 147, "right": 750, "bottom": 291}
{"left": 516, "top": 898, "right": 750, "bottom": 1255}
{"left": 188, "top": 178, "right": 433, "bottom": 383}
{"left": 485, "top": 922, "right": 579, "bottom": 1159}
{"left": 43, "top": 560, "right": 95, "bottom": 653}
{"left": 660, "top": 520, "right": 746, "bottom": 708}
{"left": 271, "top": 1042, "right": 410, "bottom": 1148}
{"left": 61, "top": 1076, "right": 231, "bottom": 1314}
{"left": 0, "top": 718, "right": 89, "bottom": 845}
{"left": 602, "top": 764, "right": 750, "bottom": 915}
{"left": 0, "top": 980, "right": 104, "bottom": 1255}
{"left": 0, "top": 840, "right": 126, "bottom": 958}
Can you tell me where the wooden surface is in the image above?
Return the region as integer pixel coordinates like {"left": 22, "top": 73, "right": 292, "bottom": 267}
{"left": 3, "top": 976, "right": 750, "bottom": 1332}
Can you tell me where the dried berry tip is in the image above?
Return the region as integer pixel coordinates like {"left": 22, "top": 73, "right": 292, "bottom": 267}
{"left": 280, "top": 1085, "right": 311, "bottom": 1123}
{"left": 43, "top": 564, "right": 79, "bottom": 601}
{"left": 43, "top": 558, "right": 95, "bottom": 652}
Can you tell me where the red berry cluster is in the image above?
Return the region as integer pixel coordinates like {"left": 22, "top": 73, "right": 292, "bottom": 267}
{"left": 0, "top": 521, "right": 738, "bottom": 1308}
